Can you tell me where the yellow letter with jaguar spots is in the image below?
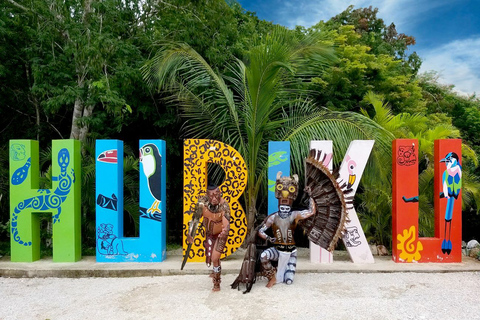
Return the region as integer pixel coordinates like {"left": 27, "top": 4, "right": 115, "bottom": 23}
{"left": 183, "top": 139, "right": 247, "bottom": 262}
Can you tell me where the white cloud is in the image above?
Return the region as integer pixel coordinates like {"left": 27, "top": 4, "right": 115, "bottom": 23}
{"left": 276, "top": 0, "right": 452, "bottom": 31}
{"left": 419, "top": 36, "right": 480, "bottom": 96}
{"left": 267, "top": 0, "right": 478, "bottom": 96}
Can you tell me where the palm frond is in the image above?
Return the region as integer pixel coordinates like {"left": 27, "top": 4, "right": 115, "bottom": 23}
{"left": 461, "top": 169, "right": 480, "bottom": 213}
{"left": 284, "top": 108, "right": 394, "bottom": 177}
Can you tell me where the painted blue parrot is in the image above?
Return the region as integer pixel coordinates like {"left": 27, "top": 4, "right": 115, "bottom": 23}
{"left": 440, "top": 152, "right": 462, "bottom": 255}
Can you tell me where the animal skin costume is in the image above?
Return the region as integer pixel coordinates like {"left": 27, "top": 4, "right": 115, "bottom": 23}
{"left": 232, "top": 149, "right": 351, "bottom": 293}
{"left": 187, "top": 186, "right": 230, "bottom": 291}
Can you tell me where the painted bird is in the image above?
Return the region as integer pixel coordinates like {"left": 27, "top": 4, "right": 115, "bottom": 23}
{"left": 97, "top": 149, "right": 118, "bottom": 163}
{"left": 140, "top": 144, "right": 162, "bottom": 214}
{"left": 345, "top": 155, "right": 357, "bottom": 189}
{"left": 440, "top": 152, "right": 462, "bottom": 255}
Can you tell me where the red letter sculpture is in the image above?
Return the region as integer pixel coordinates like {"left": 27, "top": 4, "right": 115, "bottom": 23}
{"left": 392, "top": 139, "right": 462, "bottom": 263}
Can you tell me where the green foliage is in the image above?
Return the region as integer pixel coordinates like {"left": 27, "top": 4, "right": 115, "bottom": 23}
{"left": 308, "top": 23, "right": 425, "bottom": 114}
{"left": 147, "top": 0, "right": 274, "bottom": 71}
{"left": 1, "top": 0, "right": 272, "bottom": 246}
{"left": 326, "top": 5, "right": 418, "bottom": 66}
{"left": 143, "top": 26, "right": 394, "bottom": 238}
{"left": 1, "top": 0, "right": 153, "bottom": 144}
{"left": 2, "top": 1, "right": 480, "bottom": 250}
{"left": 0, "top": 145, "right": 11, "bottom": 255}
{"left": 420, "top": 73, "right": 480, "bottom": 147}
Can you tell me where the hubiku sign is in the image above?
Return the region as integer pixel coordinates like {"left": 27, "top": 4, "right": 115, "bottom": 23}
{"left": 8, "top": 138, "right": 461, "bottom": 263}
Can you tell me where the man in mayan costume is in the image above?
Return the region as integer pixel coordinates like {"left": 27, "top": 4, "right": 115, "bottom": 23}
{"left": 186, "top": 185, "right": 230, "bottom": 291}
{"left": 258, "top": 173, "right": 317, "bottom": 287}
{"left": 232, "top": 149, "right": 351, "bottom": 293}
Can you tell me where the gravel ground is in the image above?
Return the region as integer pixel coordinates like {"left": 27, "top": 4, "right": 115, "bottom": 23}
{"left": 1, "top": 272, "right": 479, "bottom": 320}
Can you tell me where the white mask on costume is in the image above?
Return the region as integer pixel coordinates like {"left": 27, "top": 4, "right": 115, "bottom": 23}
{"left": 278, "top": 205, "right": 291, "bottom": 218}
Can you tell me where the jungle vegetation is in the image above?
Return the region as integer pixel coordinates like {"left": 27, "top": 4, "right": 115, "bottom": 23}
{"left": 1, "top": 0, "right": 479, "bottom": 255}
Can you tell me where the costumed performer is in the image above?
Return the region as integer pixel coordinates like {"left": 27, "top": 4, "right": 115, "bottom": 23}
{"left": 187, "top": 185, "right": 230, "bottom": 291}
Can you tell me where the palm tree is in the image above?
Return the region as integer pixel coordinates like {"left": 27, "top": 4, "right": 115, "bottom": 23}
{"left": 142, "top": 27, "right": 393, "bottom": 238}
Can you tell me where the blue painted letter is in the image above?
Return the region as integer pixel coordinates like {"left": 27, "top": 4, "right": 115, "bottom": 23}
{"left": 95, "top": 140, "right": 166, "bottom": 262}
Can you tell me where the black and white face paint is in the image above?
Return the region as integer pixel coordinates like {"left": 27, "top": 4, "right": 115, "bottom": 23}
{"left": 278, "top": 205, "right": 292, "bottom": 218}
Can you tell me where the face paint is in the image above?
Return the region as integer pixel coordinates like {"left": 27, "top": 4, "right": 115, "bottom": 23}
{"left": 278, "top": 205, "right": 291, "bottom": 218}
{"left": 206, "top": 188, "right": 221, "bottom": 206}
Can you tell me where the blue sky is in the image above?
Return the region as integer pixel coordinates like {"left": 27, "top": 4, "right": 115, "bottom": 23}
{"left": 236, "top": 0, "right": 480, "bottom": 96}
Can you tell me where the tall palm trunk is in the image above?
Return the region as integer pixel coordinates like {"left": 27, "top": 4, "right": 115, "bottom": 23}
{"left": 247, "top": 195, "right": 257, "bottom": 239}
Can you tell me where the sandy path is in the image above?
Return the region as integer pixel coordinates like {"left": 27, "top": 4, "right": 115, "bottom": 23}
{"left": 1, "top": 272, "right": 479, "bottom": 320}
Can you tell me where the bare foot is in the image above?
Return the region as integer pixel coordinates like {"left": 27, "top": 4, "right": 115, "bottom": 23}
{"left": 266, "top": 276, "right": 276, "bottom": 288}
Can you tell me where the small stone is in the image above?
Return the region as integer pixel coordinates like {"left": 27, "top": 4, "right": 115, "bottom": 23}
{"left": 469, "top": 247, "right": 480, "bottom": 258}
{"left": 377, "top": 245, "right": 389, "bottom": 256}
{"left": 467, "top": 240, "right": 479, "bottom": 249}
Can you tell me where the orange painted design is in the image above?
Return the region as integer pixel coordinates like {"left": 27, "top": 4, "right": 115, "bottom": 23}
{"left": 183, "top": 139, "right": 248, "bottom": 262}
{"left": 397, "top": 226, "right": 423, "bottom": 262}
{"left": 392, "top": 139, "right": 462, "bottom": 263}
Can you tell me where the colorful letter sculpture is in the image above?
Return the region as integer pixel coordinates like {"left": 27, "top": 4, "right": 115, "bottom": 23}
{"left": 268, "top": 141, "right": 290, "bottom": 215}
{"left": 183, "top": 139, "right": 247, "bottom": 262}
{"left": 9, "top": 140, "right": 81, "bottom": 262}
{"left": 308, "top": 140, "right": 375, "bottom": 263}
{"left": 337, "top": 140, "right": 375, "bottom": 263}
{"left": 96, "top": 140, "right": 167, "bottom": 262}
{"left": 392, "top": 139, "right": 462, "bottom": 262}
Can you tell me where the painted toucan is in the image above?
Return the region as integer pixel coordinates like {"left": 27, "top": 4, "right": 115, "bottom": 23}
{"left": 440, "top": 152, "right": 462, "bottom": 254}
{"left": 97, "top": 149, "right": 118, "bottom": 163}
{"left": 140, "top": 143, "right": 162, "bottom": 214}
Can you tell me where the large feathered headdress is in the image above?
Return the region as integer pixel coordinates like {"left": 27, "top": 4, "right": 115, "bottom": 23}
{"left": 300, "top": 149, "right": 352, "bottom": 251}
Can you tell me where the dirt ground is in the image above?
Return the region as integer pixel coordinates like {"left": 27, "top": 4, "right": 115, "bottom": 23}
{"left": 1, "top": 272, "right": 480, "bottom": 320}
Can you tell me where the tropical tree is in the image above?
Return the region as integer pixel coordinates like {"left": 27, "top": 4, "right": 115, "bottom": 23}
{"left": 307, "top": 23, "right": 425, "bottom": 114}
{"left": 325, "top": 5, "right": 419, "bottom": 70}
{"left": 2, "top": 0, "right": 155, "bottom": 145}
{"left": 142, "top": 27, "right": 393, "bottom": 238}
{"left": 419, "top": 73, "right": 480, "bottom": 240}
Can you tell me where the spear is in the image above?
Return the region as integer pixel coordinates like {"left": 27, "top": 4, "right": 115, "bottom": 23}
{"left": 181, "top": 204, "right": 202, "bottom": 270}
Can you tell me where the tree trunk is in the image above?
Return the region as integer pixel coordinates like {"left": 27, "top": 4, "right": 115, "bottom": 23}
{"left": 34, "top": 98, "right": 40, "bottom": 141}
{"left": 70, "top": 96, "right": 83, "bottom": 140}
{"left": 245, "top": 195, "right": 257, "bottom": 246}
{"left": 70, "top": 97, "right": 93, "bottom": 146}
{"left": 79, "top": 104, "right": 94, "bottom": 142}
{"left": 69, "top": 0, "right": 92, "bottom": 141}
{"left": 70, "top": 75, "right": 89, "bottom": 141}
